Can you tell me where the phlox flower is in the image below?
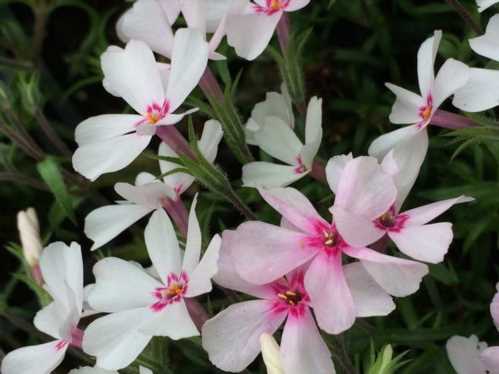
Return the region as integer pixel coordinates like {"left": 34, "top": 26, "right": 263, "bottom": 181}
{"left": 369, "top": 30, "right": 469, "bottom": 165}
{"left": 453, "top": 15, "right": 499, "bottom": 112}
{"left": 226, "top": 0, "right": 311, "bottom": 60}
{"left": 69, "top": 366, "right": 152, "bottom": 374}
{"left": 72, "top": 29, "right": 208, "bottom": 181}
{"left": 1, "top": 242, "right": 84, "bottom": 374}
{"left": 260, "top": 334, "right": 284, "bottom": 374}
{"left": 229, "top": 157, "right": 426, "bottom": 335}
{"left": 117, "top": 0, "right": 232, "bottom": 60}
{"left": 329, "top": 153, "right": 473, "bottom": 264}
{"left": 476, "top": 0, "right": 499, "bottom": 12}
{"left": 84, "top": 120, "right": 222, "bottom": 250}
{"left": 82, "top": 198, "right": 221, "bottom": 370}
{"left": 243, "top": 90, "right": 322, "bottom": 188}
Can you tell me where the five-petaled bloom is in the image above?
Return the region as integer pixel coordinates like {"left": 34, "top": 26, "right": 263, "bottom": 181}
{"left": 1, "top": 242, "right": 85, "bottom": 374}
{"left": 82, "top": 197, "right": 221, "bottom": 370}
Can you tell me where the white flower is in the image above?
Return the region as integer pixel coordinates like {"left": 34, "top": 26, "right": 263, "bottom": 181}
{"left": 82, "top": 197, "right": 221, "bottom": 370}
{"left": 84, "top": 120, "right": 222, "bottom": 251}
{"left": 68, "top": 366, "right": 151, "bottom": 374}
{"left": 72, "top": 29, "right": 209, "bottom": 181}
{"left": 226, "top": 0, "right": 311, "bottom": 60}
{"left": 447, "top": 335, "right": 491, "bottom": 373}
{"left": 242, "top": 91, "right": 322, "bottom": 188}
{"left": 453, "top": 15, "right": 499, "bottom": 112}
{"left": 369, "top": 30, "right": 469, "bottom": 172}
{"left": 260, "top": 334, "right": 284, "bottom": 374}
{"left": 1, "top": 242, "right": 84, "bottom": 374}
{"left": 476, "top": 0, "right": 499, "bottom": 12}
{"left": 17, "top": 207, "right": 42, "bottom": 267}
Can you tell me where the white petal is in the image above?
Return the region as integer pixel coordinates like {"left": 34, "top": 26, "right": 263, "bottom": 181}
{"left": 345, "top": 262, "right": 395, "bottom": 317}
{"left": 115, "top": 182, "right": 172, "bottom": 208}
{"left": 417, "top": 30, "right": 442, "bottom": 98}
{"left": 432, "top": 58, "right": 470, "bottom": 109}
{"left": 470, "top": 14, "right": 499, "bottom": 60}
{"left": 242, "top": 162, "right": 307, "bottom": 188}
{"left": 248, "top": 91, "right": 294, "bottom": 132}
{"left": 325, "top": 153, "right": 353, "bottom": 195}
{"left": 182, "top": 195, "right": 202, "bottom": 273}
{"left": 253, "top": 116, "right": 303, "bottom": 165}
{"left": 82, "top": 309, "right": 152, "bottom": 370}
{"left": 446, "top": 335, "right": 488, "bottom": 374}
{"left": 453, "top": 67, "right": 499, "bottom": 112}
{"left": 85, "top": 204, "right": 153, "bottom": 251}
{"left": 74, "top": 114, "right": 142, "bottom": 146}
{"left": 87, "top": 257, "right": 160, "bottom": 313}
{"left": 226, "top": 12, "right": 281, "bottom": 60}
{"left": 368, "top": 124, "right": 423, "bottom": 160}
{"left": 158, "top": 142, "right": 194, "bottom": 195}
{"left": 139, "top": 367, "right": 153, "bottom": 374}
{"left": 101, "top": 41, "right": 165, "bottom": 115}
{"left": 280, "top": 310, "right": 336, "bottom": 374}
{"left": 477, "top": 0, "right": 499, "bottom": 11}
{"left": 135, "top": 172, "right": 156, "bottom": 186}
{"left": 481, "top": 347, "right": 499, "bottom": 373}
{"left": 69, "top": 367, "right": 118, "bottom": 374}
{"left": 72, "top": 133, "right": 152, "bottom": 181}
{"left": 119, "top": 0, "right": 175, "bottom": 58}
{"left": 158, "top": 0, "right": 181, "bottom": 24}
{"left": 139, "top": 300, "right": 198, "bottom": 338}
{"left": 34, "top": 301, "right": 71, "bottom": 340}
{"left": 166, "top": 28, "right": 209, "bottom": 112}
{"left": 1, "top": 341, "right": 67, "bottom": 374}
{"left": 145, "top": 209, "right": 182, "bottom": 279}
{"left": 199, "top": 120, "right": 224, "bottom": 163}
{"left": 202, "top": 300, "right": 286, "bottom": 372}
{"left": 185, "top": 234, "right": 221, "bottom": 297}
{"left": 385, "top": 83, "right": 425, "bottom": 124}
{"left": 181, "top": 0, "right": 207, "bottom": 32}
{"left": 302, "top": 97, "right": 323, "bottom": 168}
{"left": 403, "top": 195, "right": 474, "bottom": 225}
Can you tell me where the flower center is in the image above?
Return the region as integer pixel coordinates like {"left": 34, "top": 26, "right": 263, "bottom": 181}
{"left": 270, "top": 0, "right": 284, "bottom": 10}
{"left": 151, "top": 272, "right": 188, "bottom": 312}
{"left": 294, "top": 156, "right": 307, "bottom": 174}
{"left": 418, "top": 95, "right": 433, "bottom": 126}
{"left": 323, "top": 229, "right": 338, "bottom": 247}
{"left": 255, "top": 0, "right": 288, "bottom": 14}
{"left": 277, "top": 290, "right": 303, "bottom": 306}
{"left": 144, "top": 100, "right": 170, "bottom": 125}
{"left": 373, "top": 207, "right": 409, "bottom": 233}
{"left": 378, "top": 211, "right": 396, "bottom": 228}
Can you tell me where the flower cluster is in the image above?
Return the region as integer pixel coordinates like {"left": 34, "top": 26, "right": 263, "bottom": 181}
{"left": 7, "top": 0, "right": 499, "bottom": 373}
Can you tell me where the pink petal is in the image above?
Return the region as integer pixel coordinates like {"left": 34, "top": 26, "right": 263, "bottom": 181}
{"left": 403, "top": 195, "right": 474, "bottom": 226}
{"left": 491, "top": 284, "right": 499, "bottom": 330}
{"left": 304, "top": 253, "right": 355, "bottom": 334}
{"left": 325, "top": 153, "right": 353, "bottom": 195}
{"left": 232, "top": 221, "right": 316, "bottom": 285}
{"left": 446, "top": 335, "right": 488, "bottom": 374}
{"left": 481, "top": 347, "right": 499, "bottom": 373}
{"left": 332, "top": 206, "right": 385, "bottom": 247}
{"left": 280, "top": 309, "right": 335, "bottom": 374}
{"left": 202, "top": 300, "right": 286, "bottom": 372}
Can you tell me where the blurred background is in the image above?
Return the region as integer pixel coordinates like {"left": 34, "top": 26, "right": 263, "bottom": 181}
{"left": 1, "top": 0, "right": 498, "bottom": 372}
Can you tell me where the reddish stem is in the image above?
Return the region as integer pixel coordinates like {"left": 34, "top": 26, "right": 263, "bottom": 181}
{"left": 431, "top": 110, "right": 476, "bottom": 130}
{"left": 199, "top": 67, "right": 225, "bottom": 103}
{"left": 276, "top": 14, "right": 290, "bottom": 53}
{"left": 156, "top": 126, "right": 196, "bottom": 160}
{"left": 70, "top": 327, "right": 84, "bottom": 349}
{"left": 309, "top": 159, "right": 327, "bottom": 184}
{"left": 31, "top": 263, "right": 44, "bottom": 286}
{"left": 162, "top": 197, "right": 189, "bottom": 239}
{"left": 185, "top": 298, "right": 210, "bottom": 330}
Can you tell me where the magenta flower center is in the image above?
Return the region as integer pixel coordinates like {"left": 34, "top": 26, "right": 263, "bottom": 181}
{"left": 151, "top": 272, "right": 188, "bottom": 312}
{"left": 373, "top": 207, "right": 409, "bottom": 233}
{"left": 307, "top": 223, "right": 348, "bottom": 256}
{"left": 271, "top": 273, "right": 310, "bottom": 318}
{"left": 143, "top": 100, "right": 170, "bottom": 125}
{"left": 418, "top": 95, "right": 433, "bottom": 126}
{"left": 294, "top": 156, "right": 307, "bottom": 174}
{"left": 254, "top": 0, "right": 289, "bottom": 15}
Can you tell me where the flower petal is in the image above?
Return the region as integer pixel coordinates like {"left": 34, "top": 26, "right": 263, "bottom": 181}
{"left": 325, "top": 153, "right": 353, "bottom": 195}
{"left": 158, "top": 0, "right": 181, "bottom": 24}
{"left": 470, "top": 14, "right": 499, "bottom": 60}
{"left": 72, "top": 133, "right": 152, "bottom": 181}
{"left": 74, "top": 114, "right": 142, "bottom": 146}
{"left": 302, "top": 97, "right": 323, "bottom": 168}
{"left": 453, "top": 68, "right": 499, "bottom": 112}
{"left": 139, "top": 300, "right": 198, "bottom": 338}
{"left": 199, "top": 120, "right": 224, "bottom": 162}
{"left": 247, "top": 91, "right": 294, "bottom": 135}
{"left": 403, "top": 195, "right": 474, "bottom": 226}
{"left": 202, "top": 300, "right": 286, "bottom": 372}
{"left": 304, "top": 254, "right": 355, "bottom": 334}
{"left": 491, "top": 284, "right": 499, "bottom": 329}
{"left": 446, "top": 335, "right": 488, "bottom": 374}
{"left": 368, "top": 124, "right": 423, "bottom": 160}
{"left": 145, "top": 209, "right": 182, "bottom": 279}
{"left": 85, "top": 204, "right": 154, "bottom": 251}
{"left": 345, "top": 247, "right": 429, "bottom": 297}
{"left": 385, "top": 83, "right": 425, "bottom": 124}
{"left": 242, "top": 162, "right": 307, "bottom": 188}
{"left": 182, "top": 195, "right": 202, "bottom": 273}
{"left": 1, "top": 341, "right": 68, "bottom": 374}
{"left": 481, "top": 346, "right": 499, "bottom": 373}
{"left": 34, "top": 301, "right": 72, "bottom": 340}
{"left": 280, "top": 310, "right": 336, "bottom": 374}
{"left": 158, "top": 142, "right": 195, "bottom": 195}
{"left": 87, "top": 257, "right": 160, "bottom": 313}
{"left": 476, "top": 0, "right": 499, "bottom": 12}
{"left": 417, "top": 30, "right": 442, "bottom": 98}
{"left": 432, "top": 59, "right": 470, "bottom": 109}
{"left": 332, "top": 206, "right": 385, "bottom": 247}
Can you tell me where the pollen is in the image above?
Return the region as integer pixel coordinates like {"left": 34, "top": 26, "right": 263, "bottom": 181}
{"left": 161, "top": 283, "right": 185, "bottom": 298}
{"left": 378, "top": 211, "right": 396, "bottom": 228}
{"left": 277, "top": 290, "right": 302, "bottom": 306}
{"left": 270, "top": 0, "right": 283, "bottom": 10}
{"left": 420, "top": 105, "right": 433, "bottom": 122}
{"left": 323, "top": 230, "right": 337, "bottom": 247}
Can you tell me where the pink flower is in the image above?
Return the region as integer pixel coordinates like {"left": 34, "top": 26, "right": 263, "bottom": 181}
{"left": 229, "top": 157, "right": 426, "bottom": 335}
{"left": 226, "top": 0, "right": 311, "bottom": 60}
{"left": 329, "top": 154, "right": 473, "bottom": 264}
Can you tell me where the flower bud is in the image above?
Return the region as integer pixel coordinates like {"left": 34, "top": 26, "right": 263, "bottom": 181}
{"left": 17, "top": 207, "right": 42, "bottom": 267}
{"left": 260, "top": 334, "right": 284, "bottom": 374}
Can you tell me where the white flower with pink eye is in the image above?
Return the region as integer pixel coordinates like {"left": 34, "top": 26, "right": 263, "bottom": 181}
{"left": 453, "top": 15, "right": 499, "bottom": 112}
{"left": 229, "top": 158, "right": 426, "bottom": 335}
{"left": 369, "top": 30, "right": 469, "bottom": 167}
{"left": 226, "top": 0, "right": 311, "bottom": 60}
{"left": 242, "top": 92, "right": 323, "bottom": 188}
{"left": 69, "top": 366, "right": 151, "bottom": 374}
{"left": 476, "top": 0, "right": 499, "bottom": 12}
{"left": 329, "top": 153, "right": 473, "bottom": 265}
{"left": 82, "top": 197, "right": 221, "bottom": 370}
{"left": 117, "top": 0, "right": 232, "bottom": 60}
{"left": 72, "top": 28, "right": 208, "bottom": 181}
{"left": 83, "top": 120, "right": 223, "bottom": 251}
{"left": 1, "top": 242, "right": 84, "bottom": 374}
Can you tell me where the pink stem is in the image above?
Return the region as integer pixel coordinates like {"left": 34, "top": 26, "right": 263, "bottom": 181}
{"left": 309, "top": 159, "right": 327, "bottom": 184}
{"left": 431, "top": 110, "right": 476, "bottom": 129}
{"left": 276, "top": 14, "right": 290, "bottom": 53}
{"left": 185, "top": 298, "right": 210, "bottom": 330}
{"left": 31, "top": 263, "right": 44, "bottom": 286}
{"left": 70, "top": 327, "right": 84, "bottom": 348}
{"left": 199, "top": 67, "right": 225, "bottom": 103}
{"left": 156, "top": 126, "right": 196, "bottom": 160}
{"left": 162, "top": 197, "right": 189, "bottom": 239}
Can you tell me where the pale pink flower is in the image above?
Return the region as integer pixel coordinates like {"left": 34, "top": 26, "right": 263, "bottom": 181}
{"left": 229, "top": 157, "right": 425, "bottom": 335}
{"left": 329, "top": 153, "right": 473, "bottom": 264}
{"left": 369, "top": 30, "right": 469, "bottom": 165}
{"left": 1, "top": 242, "right": 84, "bottom": 374}
{"left": 243, "top": 93, "right": 322, "bottom": 187}
{"left": 72, "top": 29, "right": 208, "bottom": 181}
{"left": 82, "top": 198, "right": 220, "bottom": 370}
{"left": 453, "top": 15, "right": 499, "bottom": 112}
{"left": 226, "top": 0, "right": 311, "bottom": 60}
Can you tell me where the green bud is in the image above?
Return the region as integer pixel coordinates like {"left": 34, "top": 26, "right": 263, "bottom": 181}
{"left": 17, "top": 72, "right": 42, "bottom": 115}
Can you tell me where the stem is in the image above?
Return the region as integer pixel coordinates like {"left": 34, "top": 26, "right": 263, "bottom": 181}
{"left": 309, "top": 159, "right": 327, "bottom": 184}
{"left": 276, "top": 14, "right": 290, "bottom": 54}
{"left": 199, "top": 67, "right": 225, "bottom": 103}
{"left": 226, "top": 187, "right": 257, "bottom": 220}
{"left": 431, "top": 110, "right": 476, "bottom": 129}
{"left": 445, "top": 0, "right": 481, "bottom": 34}
{"left": 35, "top": 109, "right": 71, "bottom": 157}
{"left": 156, "top": 126, "right": 196, "bottom": 160}
{"left": 184, "top": 298, "right": 210, "bottom": 331}
{"left": 162, "top": 197, "right": 189, "bottom": 239}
